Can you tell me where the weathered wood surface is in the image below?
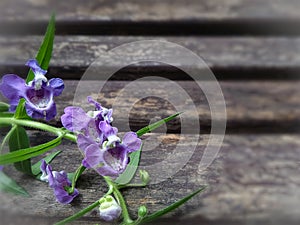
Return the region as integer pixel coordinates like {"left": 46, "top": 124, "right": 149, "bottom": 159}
{"left": 1, "top": 0, "right": 300, "bottom": 36}
{"left": 49, "top": 80, "right": 299, "bottom": 133}
{"left": 1, "top": 133, "right": 300, "bottom": 225}
{"left": 1, "top": 80, "right": 299, "bottom": 133}
{"left": 2, "top": 0, "right": 300, "bottom": 21}
{"left": 1, "top": 36, "right": 300, "bottom": 80}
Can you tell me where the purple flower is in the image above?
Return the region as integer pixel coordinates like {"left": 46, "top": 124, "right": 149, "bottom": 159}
{"left": 61, "top": 96, "right": 113, "bottom": 143}
{"left": 61, "top": 97, "right": 142, "bottom": 178}
{"left": 99, "top": 195, "right": 122, "bottom": 221}
{"left": 0, "top": 59, "right": 64, "bottom": 121}
{"left": 0, "top": 166, "right": 3, "bottom": 171}
{"left": 40, "top": 160, "right": 79, "bottom": 204}
{"left": 79, "top": 127, "right": 141, "bottom": 178}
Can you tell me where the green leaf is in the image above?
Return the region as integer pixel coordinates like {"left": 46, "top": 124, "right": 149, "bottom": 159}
{"left": 0, "top": 135, "right": 63, "bottom": 165}
{"left": 0, "top": 102, "right": 9, "bottom": 112}
{"left": 9, "top": 126, "right": 32, "bottom": 175}
{"left": 115, "top": 144, "right": 142, "bottom": 185}
{"left": 54, "top": 199, "right": 100, "bottom": 225}
{"left": 14, "top": 99, "right": 30, "bottom": 120}
{"left": 31, "top": 150, "right": 62, "bottom": 176}
{"left": 70, "top": 165, "right": 86, "bottom": 193}
{"left": 141, "top": 186, "right": 206, "bottom": 224}
{"left": 26, "top": 14, "right": 55, "bottom": 83}
{"left": 0, "top": 112, "right": 14, "bottom": 118}
{"left": 136, "top": 112, "right": 181, "bottom": 137}
{"left": 67, "top": 172, "right": 75, "bottom": 182}
{"left": 0, "top": 125, "right": 17, "bottom": 153}
{"left": 116, "top": 112, "right": 181, "bottom": 185}
{"left": 0, "top": 170, "right": 30, "bottom": 197}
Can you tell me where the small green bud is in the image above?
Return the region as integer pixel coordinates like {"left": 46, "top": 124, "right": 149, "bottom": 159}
{"left": 139, "top": 170, "right": 150, "bottom": 184}
{"left": 98, "top": 195, "right": 122, "bottom": 222}
{"left": 138, "top": 205, "right": 148, "bottom": 217}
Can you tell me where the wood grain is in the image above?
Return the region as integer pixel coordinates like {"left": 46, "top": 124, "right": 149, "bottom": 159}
{"left": 44, "top": 80, "right": 300, "bottom": 133}
{"left": 0, "top": 133, "right": 300, "bottom": 224}
{"left": 1, "top": 0, "right": 300, "bottom": 36}
{"left": 1, "top": 0, "right": 300, "bottom": 21}
{"left": 1, "top": 36, "right": 300, "bottom": 80}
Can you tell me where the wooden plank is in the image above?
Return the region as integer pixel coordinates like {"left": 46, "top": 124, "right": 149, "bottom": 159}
{"left": 2, "top": 0, "right": 300, "bottom": 21}
{"left": 47, "top": 80, "right": 300, "bottom": 133}
{"left": 0, "top": 0, "right": 300, "bottom": 35}
{"left": 1, "top": 36, "right": 300, "bottom": 80}
{"left": 1, "top": 133, "right": 300, "bottom": 224}
{"left": 1, "top": 80, "right": 299, "bottom": 133}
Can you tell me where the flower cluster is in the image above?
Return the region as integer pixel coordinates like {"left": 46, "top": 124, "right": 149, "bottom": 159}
{"left": 0, "top": 59, "right": 64, "bottom": 121}
{"left": 40, "top": 160, "right": 79, "bottom": 204}
{"left": 61, "top": 97, "right": 142, "bottom": 178}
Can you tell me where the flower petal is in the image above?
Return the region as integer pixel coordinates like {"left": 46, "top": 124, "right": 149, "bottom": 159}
{"left": 25, "top": 59, "right": 47, "bottom": 75}
{"left": 61, "top": 106, "right": 92, "bottom": 132}
{"left": 0, "top": 74, "right": 26, "bottom": 101}
{"left": 25, "top": 100, "right": 56, "bottom": 121}
{"left": 122, "top": 132, "right": 142, "bottom": 153}
{"left": 53, "top": 186, "right": 79, "bottom": 204}
{"left": 83, "top": 144, "right": 103, "bottom": 168}
{"left": 48, "top": 78, "right": 64, "bottom": 96}
{"left": 45, "top": 102, "right": 57, "bottom": 121}
{"left": 101, "top": 144, "right": 129, "bottom": 176}
{"left": 77, "top": 134, "right": 96, "bottom": 153}
{"left": 26, "top": 59, "right": 48, "bottom": 90}
{"left": 96, "top": 165, "right": 120, "bottom": 178}
{"left": 87, "top": 96, "right": 103, "bottom": 110}
{"left": 40, "top": 160, "right": 48, "bottom": 182}
{"left": 25, "top": 102, "right": 46, "bottom": 120}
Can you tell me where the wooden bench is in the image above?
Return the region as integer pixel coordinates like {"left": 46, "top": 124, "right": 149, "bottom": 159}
{"left": 0, "top": 1, "right": 300, "bottom": 224}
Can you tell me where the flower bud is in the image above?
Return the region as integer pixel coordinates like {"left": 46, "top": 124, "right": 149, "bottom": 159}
{"left": 99, "top": 195, "right": 122, "bottom": 221}
{"left": 138, "top": 205, "right": 147, "bottom": 217}
{"left": 139, "top": 170, "right": 150, "bottom": 184}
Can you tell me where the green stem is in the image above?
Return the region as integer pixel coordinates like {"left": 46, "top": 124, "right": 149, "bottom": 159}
{"left": 0, "top": 124, "right": 17, "bottom": 153}
{"left": 54, "top": 200, "right": 100, "bottom": 225}
{"left": 104, "top": 176, "right": 133, "bottom": 224}
{"left": 0, "top": 117, "right": 76, "bottom": 142}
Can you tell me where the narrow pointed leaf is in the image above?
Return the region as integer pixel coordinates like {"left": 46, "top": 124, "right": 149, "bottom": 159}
{"left": 141, "top": 186, "right": 206, "bottom": 223}
{"left": 116, "top": 112, "right": 181, "bottom": 185}
{"left": 31, "top": 150, "right": 62, "bottom": 176}
{"left": 14, "top": 99, "right": 30, "bottom": 119}
{"left": 26, "top": 14, "right": 55, "bottom": 83}
{"left": 70, "top": 165, "right": 86, "bottom": 193}
{"left": 54, "top": 200, "right": 100, "bottom": 225}
{"left": 115, "top": 144, "right": 142, "bottom": 185}
{"left": 9, "top": 126, "right": 32, "bottom": 175}
{"left": 0, "top": 112, "right": 14, "bottom": 118}
{"left": 136, "top": 112, "right": 181, "bottom": 137}
{"left": 0, "top": 170, "right": 30, "bottom": 197}
{"left": 0, "top": 102, "right": 9, "bottom": 112}
{"left": 0, "top": 135, "right": 63, "bottom": 165}
{"left": 0, "top": 125, "right": 16, "bottom": 153}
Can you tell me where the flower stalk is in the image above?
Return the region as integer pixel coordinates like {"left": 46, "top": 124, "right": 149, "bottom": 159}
{"left": 104, "top": 176, "right": 133, "bottom": 224}
{"left": 0, "top": 117, "right": 76, "bottom": 142}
